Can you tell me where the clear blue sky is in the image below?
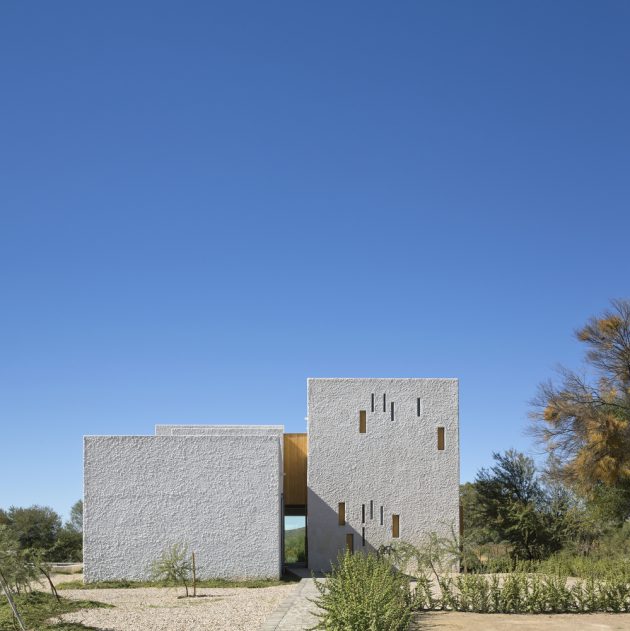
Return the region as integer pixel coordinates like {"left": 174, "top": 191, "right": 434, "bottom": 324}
{"left": 1, "top": 1, "right": 629, "bottom": 520}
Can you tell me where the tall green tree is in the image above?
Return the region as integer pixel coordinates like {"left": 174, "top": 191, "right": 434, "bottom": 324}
{"left": 4, "top": 505, "right": 61, "bottom": 552}
{"left": 474, "top": 450, "right": 564, "bottom": 560}
{"left": 67, "top": 500, "right": 83, "bottom": 534}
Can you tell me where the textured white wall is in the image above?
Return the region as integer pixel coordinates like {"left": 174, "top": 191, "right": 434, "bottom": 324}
{"left": 84, "top": 434, "right": 282, "bottom": 581}
{"left": 155, "top": 425, "right": 284, "bottom": 436}
{"left": 307, "top": 378, "right": 459, "bottom": 572}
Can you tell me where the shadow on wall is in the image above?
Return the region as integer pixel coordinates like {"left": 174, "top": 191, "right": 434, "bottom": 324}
{"left": 307, "top": 491, "right": 380, "bottom": 573}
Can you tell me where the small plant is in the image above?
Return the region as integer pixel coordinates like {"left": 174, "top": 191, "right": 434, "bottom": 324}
{"left": 411, "top": 574, "right": 435, "bottom": 611}
{"left": 310, "top": 551, "right": 413, "bottom": 631}
{"left": 150, "top": 543, "right": 193, "bottom": 596}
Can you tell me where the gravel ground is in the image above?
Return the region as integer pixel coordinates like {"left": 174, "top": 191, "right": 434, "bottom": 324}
{"left": 55, "top": 583, "right": 298, "bottom": 631}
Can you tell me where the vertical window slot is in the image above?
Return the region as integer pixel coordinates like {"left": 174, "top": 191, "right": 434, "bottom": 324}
{"left": 362, "top": 504, "right": 365, "bottom": 524}
{"left": 380, "top": 506, "right": 384, "bottom": 525}
{"left": 391, "top": 401, "right": 394, "bottom": 421}
{"left": 362, "top": 527, "right": 365, "bottom": 547}
{"left": 346, "top": 533, "right": 354, "bottom": 553}
{"left": 417, "top": 398, "right": 422, "bottom": 417}
{"left": 437, "top": 427, "right": 445, "bottom": 450}
{"left": 392, "top": 514, "right": 400, "bottom": 538}
{"left": 383, "top": 393, "right": 386, "bottom": 412}
{"left": 359, "top": 410, "right": 366, "bottom": 434}
{"left": 338, "top": 502, "right": 346, "bottom": 526}
{"left": 371, "top": 394, "right": 375, "bottom": 412}
{"left": 370, "top": 500, "right": 373, "bottom": 520}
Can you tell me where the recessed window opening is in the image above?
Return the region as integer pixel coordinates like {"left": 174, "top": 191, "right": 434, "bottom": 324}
{"left": 417, "top": 398, "right": 422, "bottom": 417}
{"left": 380, "top": 506, "right": 384, "bottom": 525}
{"left": 359, "top": 410, "right": 366, "bottom": 434}
{"left": 346, "top": 533, "right": 354, "bottom": 553}
{"left": 437, "top": 427, "right": 445, "bottom": 450}
{"left": 370, "top": 500, "right": 374, "bottom": 520}
{"left": 338, "top": 502, "right": 346, "bottom": 525}
{"left": 383, "top": 394, "right": 386, "bottom": 412}
{"left": 362, "top": 527, "right": 365, "bottom": 546}
{"left": 391, "top": 401, "right": 394, "bottom": 421}
{"left": 392, "top": 514, "right": 400, "bottom": 538}
{"left": 362, "top": 504, "right": 365, "bottom": 524}
{"left": 371, "top": 394, "right": 375, "bottom": 412}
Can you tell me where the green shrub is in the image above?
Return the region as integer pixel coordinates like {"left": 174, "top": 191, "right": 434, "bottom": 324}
{"left": 410, "top": 570, "right": 630, "bottom": 614}
{"left": 310, "top": 551, "right": 412, "bottom": 631}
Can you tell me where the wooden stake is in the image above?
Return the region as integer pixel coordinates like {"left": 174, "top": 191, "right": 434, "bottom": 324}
{"left": 192, "top": 552, "right": 197, "bottom": 597}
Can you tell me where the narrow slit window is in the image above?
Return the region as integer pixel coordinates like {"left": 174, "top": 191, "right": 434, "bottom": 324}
{"left": 391, "top": 401, "right": 394, "bottom": 421}
{"left": 380, "top": 506, "right": 384, "bottom": 525}
{"left": 383, "top": 394, "right": 386, "bottom": 412}
{"left": 392, "top": 514, "right": 400, "bottom": 538}
{"left": 359, "top": 410, "right": 366, "bottom": 434}
{"left": 346, "top": 533, "right": 354, "bottom": 553}
{"left": 362, "top": 504, "right": 365, "bottom": 524}
{"left": 338, "top": 502, "right": 346, "bottom": 526}
{"left": 371, "top": 394, "right": 375, "bottom": 412}
{"left": 370, "top": 500, "right": 374, "bottom": 520}
{"left": 417, "top": 398, "right": 422, "bottom": 417}
{"left": 437, "top": 427, "right": 445, "bottom": 450}
{"left": 362, "top": 527, "right": 365, "bottom": 546}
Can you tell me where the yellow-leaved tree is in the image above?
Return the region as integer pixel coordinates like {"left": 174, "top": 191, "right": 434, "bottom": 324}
{"left": 531, "top": 299, "right": 630, "bottom": 497}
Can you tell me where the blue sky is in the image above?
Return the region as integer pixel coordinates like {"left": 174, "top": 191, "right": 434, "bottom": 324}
{"left": 1, "top": 1, "right": 629, "bottom": 520}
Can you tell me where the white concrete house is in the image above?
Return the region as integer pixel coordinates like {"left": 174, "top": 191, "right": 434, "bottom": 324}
{"left": 83, "top": 378, "right": 459, "bottom": 580}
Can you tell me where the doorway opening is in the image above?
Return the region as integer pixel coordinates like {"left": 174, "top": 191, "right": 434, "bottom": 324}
{"left": 284, "top": 515, "right": 306, "bottom": 565}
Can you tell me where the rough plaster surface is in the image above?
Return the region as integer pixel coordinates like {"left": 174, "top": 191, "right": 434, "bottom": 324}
{"left": 307, "top": 378, "right": 460, "bottom": 572}
{"left": 155, "top": 425, "right": 284, "bottom": 436}
{"left": 84, "top": 434, "right": 282, "bottom": 581}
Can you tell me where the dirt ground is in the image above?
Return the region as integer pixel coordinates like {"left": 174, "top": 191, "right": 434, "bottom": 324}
{"left": 412, "top": 610, "right": 630, "bottom": 630}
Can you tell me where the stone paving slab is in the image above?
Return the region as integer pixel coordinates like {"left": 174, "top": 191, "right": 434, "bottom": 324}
{"left": 259, "top": 578, "right": 321, "bottom": 631}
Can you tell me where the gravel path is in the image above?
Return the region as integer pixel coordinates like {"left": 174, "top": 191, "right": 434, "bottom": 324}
{"left": 56, "top": 583, "right": 298, "bottom": 631}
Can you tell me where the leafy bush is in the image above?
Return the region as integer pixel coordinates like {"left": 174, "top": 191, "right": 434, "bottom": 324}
{"left": 0, "top": 526, "right": 42, "bottom": 595}
{"left": 310, "top": 551, "right": 413, "bottom": 631}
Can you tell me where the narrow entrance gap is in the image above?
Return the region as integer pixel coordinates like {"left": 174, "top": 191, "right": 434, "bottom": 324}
{"left": 283, "top": 515, "right": 306, "bottom": 565}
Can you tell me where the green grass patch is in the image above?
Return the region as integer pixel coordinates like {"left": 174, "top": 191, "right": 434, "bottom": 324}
{"left": 0, "top": 590, "right": 110, "bottom": 631}
{"left": 58, "top": 577, "right": 290, "bottom": 590}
